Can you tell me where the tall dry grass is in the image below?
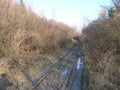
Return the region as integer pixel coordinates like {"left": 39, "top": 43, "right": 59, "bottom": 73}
{"left": 82, "top": 18, "right": 120, "bottom": 90}
{"left": 0, "top": 1, "right": 77, "bottom": 89}
{"left": 0, "top": 0, "right": 76, "bottom": 58}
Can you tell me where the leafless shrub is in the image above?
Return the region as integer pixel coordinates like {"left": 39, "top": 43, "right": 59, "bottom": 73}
{"left": 0, "top": 0, "right": 76, "bottom": 57}
{"left": 82, "top": 15, "right": 120, "bottom": 89}
{"left": 0, "top": 1, "right": 76, "bottom": 87}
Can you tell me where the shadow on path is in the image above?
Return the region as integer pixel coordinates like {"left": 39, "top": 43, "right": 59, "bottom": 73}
{"left": 0, "top": 73, "right": 13, "bottom": 90}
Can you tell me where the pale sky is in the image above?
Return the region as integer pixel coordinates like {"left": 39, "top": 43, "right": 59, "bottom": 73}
{"left": 20, "top": 0, "right": 111, "bottom": 30}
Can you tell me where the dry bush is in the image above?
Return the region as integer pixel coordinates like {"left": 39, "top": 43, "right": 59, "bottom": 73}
{"left": 0, "top": 1, "right": 77, "bottom": 82}
{"left": 0, "top": 0, "right": 76, "bottom": 58}
{"left": 82, "top": 18, "right": 120, "bottom": 89}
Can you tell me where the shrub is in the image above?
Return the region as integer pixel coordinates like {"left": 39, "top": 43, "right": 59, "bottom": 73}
{"left": 82, "top": 18, "right": 120, "bottom": 89}
{"left": 0, "top": 0, "right": 76, "bottom": 57}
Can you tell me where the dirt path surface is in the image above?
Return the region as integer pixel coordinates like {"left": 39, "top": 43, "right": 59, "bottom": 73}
{"left": 9, "top": 43, "right": 84, "bottom": 90}
{"left": 66, "top": 58, "right": 84, "bottom": 90}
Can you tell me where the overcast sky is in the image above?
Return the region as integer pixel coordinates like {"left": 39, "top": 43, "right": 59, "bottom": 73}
{"left": 20, "top": 0, "right": 111, "bottom": 30}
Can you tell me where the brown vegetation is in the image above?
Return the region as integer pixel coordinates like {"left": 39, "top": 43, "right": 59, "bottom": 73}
{"left": 81, "top": 1, "right": 120, "bottom": 89}
{"left": 0, "top": 0, "right": 76, "bottom": 58}
{"left": 0, "top": 0, "right": 76, "bottom": 84}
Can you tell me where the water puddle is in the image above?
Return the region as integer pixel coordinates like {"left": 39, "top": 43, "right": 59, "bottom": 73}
{"left": 76, "top": 58, "right": 83, "bottom": 70}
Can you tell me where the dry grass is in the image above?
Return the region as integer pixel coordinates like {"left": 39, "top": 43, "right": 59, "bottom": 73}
{"left": 0, "top": 0, "right": 76, "bottom": 58}
{"left": 82, "top": 17, "right": 120, "bottom": 89}
{"left": 0, "top": 0, "right": 77, "bottom": 81}
{"left": 0, "top": 1, "right": 78, "bottom": 89}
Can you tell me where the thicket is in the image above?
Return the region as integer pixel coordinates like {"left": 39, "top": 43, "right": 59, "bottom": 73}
{"left": 0, "top": 0, "right": 76, "bottom": 58}
{"left": 82, "top": 0, "right": 120, "bottom": 89}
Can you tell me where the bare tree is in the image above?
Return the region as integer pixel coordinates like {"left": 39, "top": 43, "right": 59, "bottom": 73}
{"left": 112, "top": 0, "right": 120, "bottom": 7}
{"left": 111, "top": 0, "right": 120, "bottom": 12}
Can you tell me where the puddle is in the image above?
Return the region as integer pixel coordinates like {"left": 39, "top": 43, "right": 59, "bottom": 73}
{"left": 76, "top": 58, "right": 83, "bottom": 70}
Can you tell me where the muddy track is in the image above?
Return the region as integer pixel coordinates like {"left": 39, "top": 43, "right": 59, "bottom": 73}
{"left": 13, "top": 43, "right": 84, "bottom": 90}
{"left": 66, "top": 58, "right": 84, "bottom": 90}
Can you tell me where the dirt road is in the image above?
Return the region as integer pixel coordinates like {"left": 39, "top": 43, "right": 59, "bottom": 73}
{"left": 9, "top": 43, "right": 84, "bottom": 90}
{"left": 66, "top": 58, "right": 84, "bottom": 90}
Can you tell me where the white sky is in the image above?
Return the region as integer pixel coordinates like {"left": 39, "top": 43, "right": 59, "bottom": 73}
{"left": 16, "top": 0, "right": 111, "bottom": 30}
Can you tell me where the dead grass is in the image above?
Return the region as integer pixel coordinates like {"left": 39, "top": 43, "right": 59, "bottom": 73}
{"left": 0, "top": 1, "right": 77, "bottom": 85}
{"left": 82, "top": 18, "right": 120, "bottom": 90}
{"left": 0, "top": 0, "right": 76, "bottom": 58}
